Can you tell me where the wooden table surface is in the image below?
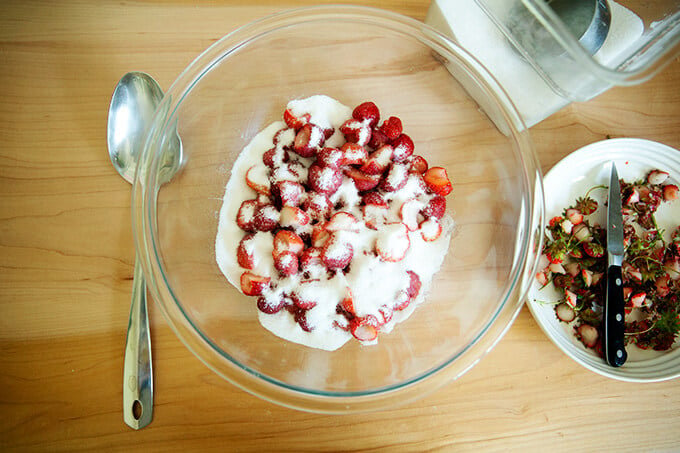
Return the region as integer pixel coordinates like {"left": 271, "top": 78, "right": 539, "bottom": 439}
{"left": 1, "top": 1, "right": 679, "bottom": 451}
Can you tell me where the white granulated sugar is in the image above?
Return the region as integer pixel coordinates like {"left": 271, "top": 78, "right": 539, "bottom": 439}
{"left": 215, "top": 95, "right": 455, "bottom": 351}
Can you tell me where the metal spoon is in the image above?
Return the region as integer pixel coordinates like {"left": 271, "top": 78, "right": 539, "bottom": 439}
{"left": 107, "top": 71, "right": 163, "bottom": 430}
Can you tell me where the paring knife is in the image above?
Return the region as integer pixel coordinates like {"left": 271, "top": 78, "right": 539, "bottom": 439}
{"left": 604, "top": 163, "right": 627, "bottom": 367}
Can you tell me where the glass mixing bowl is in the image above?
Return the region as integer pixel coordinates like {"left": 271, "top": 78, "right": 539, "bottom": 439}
{"left": 132, "top": 5, "right": 544, "bottom": 413}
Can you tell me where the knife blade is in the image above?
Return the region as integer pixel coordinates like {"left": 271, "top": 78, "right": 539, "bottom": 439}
{"left": 604, "top": 163, "right": 627, "bottom": 367}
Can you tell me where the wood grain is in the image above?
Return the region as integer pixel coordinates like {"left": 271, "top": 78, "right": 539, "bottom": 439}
{"left": 1, "top": 0, "right": 679, "bottom": 451}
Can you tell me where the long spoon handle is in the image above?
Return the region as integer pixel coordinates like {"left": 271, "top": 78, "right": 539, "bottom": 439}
{"left": 123, "top": 256, "right": 153, "bottom": 429}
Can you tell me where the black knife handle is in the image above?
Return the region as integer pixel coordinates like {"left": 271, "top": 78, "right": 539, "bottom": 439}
{"left": 605, "top": 264, "right": 627, "bottom": 367}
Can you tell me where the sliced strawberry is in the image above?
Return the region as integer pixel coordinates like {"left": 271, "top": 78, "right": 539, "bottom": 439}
{"left": 237, "top": 234, "right": 257, "bottom": 269}
{"left": 561, "top": 219, "right": 574, "bottom": 234}
{"left": 420, "top": 218, "right": 442, "bottom": 241}
{"left": 378, "top": 306, "right": 393, "bottom": 324}
{"left": 655, "top": 274, "right": 670, "bottom": 297}
{"left": 399, "top": 199, "right": 422, "bottom": 231}
{"left": 294, "top": 308, "right": 314, "bottom": 332}
{"left": 240, "top": 272, "right": 270, "bottom": 296}
{"left": 423, "top": 167, "right": 453, "bottom": 196}
{"left": 316, "top": 147, "right": 344, "bottom": 169}
{"left": 362, "top": 204, "right": 388, "bottom": 230}
{"left": 349, "top": 315, "right": 380, "bottom": 341}
{"left": 275, "top": 180, "right": 304, "bottom": 207}
{"left": 273, "top": 230, "right": 305, "bottom": 257}
{"left": 344, "top": 167, "right": 381, "bottom": 191}
{"left": 352, "top": 101, "right": 380, "bottom": 127}
{"left": 549, "top": 262, "right": 566, "bottom": 274}
{"left": 340, "top": 291, "right": 356, "bottom": 315}
{"left": 279, "top": 206, "right": 310, "bottom": 228}
{"left": 378, "top": 116, "right": 402, "bottom": 140}
{"left": 311, "top": 225, "right": 331, "bottom": 248}
{"left": 391, "top": 134, "right": 414, "bottom": 162}
{"left": 663, "top": 184, "right": 679, "bottom": 201}
{"left": 253, "top": 204, "right": 279, "bottom": 232}
{"left": 421, "top": 195, "right": 446, "bottom": 219}
{"left": 535, "top": 270, "right": 549, "bottom": 287}
{"left": 624, "top": 187, "right": 640, "bottom": 205}
{"left": 362, "top": 192, "right": 387, "bottom": 207}
{"left": 245, "top": 165, "right": 270, "bottom": 196}
{"left": 577, "top": 324, "right": 599, "bottom": 348}
{"left": 564, "top": 262, "right": 580, "bottom": 277}
{"left": 393, "top": 291, "right": 411, "bottom": 311}
{"left": 572, "top": 224, "right": 591, "bottom": 241}
{"left": 664, "top": 257, "right": 680, "bottom": 280}
{"left": 556, "top": 303, "right": 576, "bottom": 322}
{"left": 564, "top": 289, "right": 578, "bottom": 308}
{"left": 291, "top": 288, "right": 318, "bottom": 310}
{"left": 308, "top": 163, "right": 342, "bottom": 195}
{"left": 326, "top": 211, "right": 359, "bottom": 232}
{"left": 581, "top": 268, "right": 594, "bottom": 287}
{"left": 300, "top": 247, "right": 325, "bottom": 271}
{"left": 360, "top": 145, "right": 393, "bottom": 175}
{"left": 340, "top": 142, "right": 368, "bottom": 166}
{"left": 262, "top": 146, "right": 288, "bottom": 168}
{"left": 257, "top": 295, "right": 285, "bottom": 314}
{"left": 405, "top": 270, "right": 421, "bottom": 299}
{"left": 274, "top": 250, "right": 299, "bottom": 276}
{"left": 236, "top": 199, "right": 260, "bottom": 232}
{"left": 368, "top": 127, "right": 389, "bottom": 150}
{"left": 293, "top": 123, "right": 325, "bottom": 157}
{"left": 380, "top": 163, "right": 409, "bottom": 192}
{"left": 302, "top": 192, "right": 333, "bottom": 221}
{"left": 565, "top": 208, "right": 584, "bottom": 225}
{"left": 283, "top": 108, "right": 310, "bottom": 131}
{"left": 340, "top": 119, "right": 372, "bottom": 146}
{"left": 375, "top": 222, "right": 410, "bottom": 262}
{"left": 409, "top": 155, "right": 428, "bottom": 174}
{"left": 630, "top": 292, "right": 647, "bottom": 308}
{"left": 647, "top": 169, "right": 670, "bottom": 185}
{"left": 273, "top": 127, "right": 294, "bottom": 146}
{"left": 321, "top": 234, "right": 354, "bottom": 269}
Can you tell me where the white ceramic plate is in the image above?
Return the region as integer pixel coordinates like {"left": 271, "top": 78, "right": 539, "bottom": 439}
{"left": 527, "top": 138, "right": 680, "bottom": 382}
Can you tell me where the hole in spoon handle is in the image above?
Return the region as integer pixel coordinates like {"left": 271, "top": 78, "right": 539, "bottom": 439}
{"left": 123, "top": 257, "right": 154, "bottom": 429}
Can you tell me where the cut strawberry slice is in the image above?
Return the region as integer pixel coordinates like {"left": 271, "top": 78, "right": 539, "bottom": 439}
{"left": 253, "top": 204, "right": 279, "bottom": 232}
{"left": 302, "top": 192, "right": 333, "bottom": 221}
{"left": 292, "top": 287, "right": 318, "bottom": 310}
{"left": 279, "top": 206, "right": 310, "bottom": 228}
{"left": 340, "top": 119, "right": 371, "bottom": 146}
{"left": 368, "top": 127, "right": 389, "bottom": 150}
{"left": 405, "top": 270, "right": 421, "bottom": 299}
{"left": 340, "top": 142, "right": 368, "bottom": 166}
{"left": 565, "top": 208, "right": 584, "bottom": 225}
{"left": 352, "top": 101, "right": 380, "bottom": 127}
{"left": 556, "top": 303, "right": 576, "bottom": 322}
{"left": 263, "top": 146, "right": 288, "bottom": 168}
{"left": 311, "top": 225, "right": 331, "bottom": 247}
{"left": 378, "top": 116, "right": 402, "bottom": 140}
{"left": 316, "top": 147, "right": 344, "bottom": 168}
{"left": 236, "top": 199, "right": 260, "bottom": 232}
{"left": 321, "top": 234, "right": 354, "bottom": 269}
{"left": 380, "top": 163, "right": 409, "bottom": 192}
{"left": 257, "top": 295, "right": 285, "bottom": 314}
{"left": 391, "top": 133, "right": 414, "bottom": 162}
{"left": 349, "top": 315, "right": 380, "bottom": 341}
{"left": 275, "top": 180, "right": 304, "bottom": 207}
{"left": 240, "top": 272, "right": 271, "bottom": 296}
{"left": 283, "top": 108, "right": 310, "bottom": 131}
{"left": 340, "top": 291, "right": 356, "bottom": 315}
{"left": 582, "top": 242, "right": 604, "bottom": 258}
{"left": 420, "top": 218, "right": 442, "bottom": 242}
{"left": 630, "top": 292, "right": 647, "bottom": 308}
{"left": 423, "top": 166, "right": 453, "bottom": 196}
{"left": 274, "top": 250, "right": 299, "bottom": 276}
{"left": 326, "top": 211, "right": 359, "bottom": 232}
{"left": 421, "top": 195, "right": 446, "bottom": 219}
{"left": 564, "top": 289, "right": 578, "bottom": 308}
{"left": 237, "top": 233, "right": 257, "bottom": 269}
{"left": 647, "top": 169, "right": 670, "bottom": 185}
{"left": 293, "top": 123, "right": 325, "bottom": 157}
{"left": 663, "top": 184, "right": 679, "bottom": 201}
{"left": 273, "top": 230, "right": 305, "bottom": 257}
{"left": 300, "top": 247, "right": 325, "bottom": 272}
{"left": 344, "top": 167, "right": 381, "bottom": 191}
{"left": 399, "top": 199, "right": 423, "bottom": 231}
{"left": 393, "top": 291, "right": 411, "bottom": 311}
{"left": 409, "top": 155, "right": 428, "bottom": 174}
{"left": 245, "top": 165, "right": 271, "bottom": 196}
{"left": 308, "top": 163, "right": 342, "bottom": 195}
{"left": 362, "top": 192, "right": 387, "bottom": 207}
{"left": 362, "top": 204, "right": 388, "bottom": 230}
{"left": 360, "top": 145, "right": 393, "bottom": 175}
{"left": 375, "top": 222, "right": 410, "bottom": 262}
{"left": 577, "top": 324, "right": 599, "bottom": 348}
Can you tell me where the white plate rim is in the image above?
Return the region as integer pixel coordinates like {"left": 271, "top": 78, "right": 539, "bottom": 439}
{"left": 527, "top": 138, "right": 680, "bottom": 382}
